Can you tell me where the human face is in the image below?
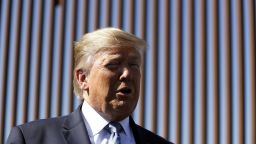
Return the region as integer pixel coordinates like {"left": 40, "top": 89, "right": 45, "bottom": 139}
{"left": 84, "top": 47, "right": 141, "bottom": 121}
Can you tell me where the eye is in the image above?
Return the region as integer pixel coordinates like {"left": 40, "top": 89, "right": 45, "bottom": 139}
{"left": 129, "top": 63, "right": 140, "bottom": 69}
{"left": 105, "top": 62, "right": 120, "bottom": 69}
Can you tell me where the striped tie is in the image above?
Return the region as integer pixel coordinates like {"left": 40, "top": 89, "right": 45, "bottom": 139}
{"left": 105, "top": 122, "right": 123, "bottom": 144}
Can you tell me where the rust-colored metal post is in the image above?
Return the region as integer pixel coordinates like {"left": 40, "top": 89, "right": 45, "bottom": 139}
{"left": 139, "top": 0, "right": 147, "bottom": 127}
{"left": 0, "top": 1, "right": 12, "bottom": 143}
{"left": 56, "top": 1, "right": 66, "bottom": 116}
{"left": 94, "top": 0, "right": 100, "bottom": 30}
{"left": 68, "top": 0, "right": 77, "bottom": 112}
{"left": 224, "top": 0, "right": 232, "bottom": 143}
{"left": 228, "top": 1, "right": 233, "bottom": 143}
{"left": 176, "top": 0, "right": 183, "bottom": 143}
{"left": 117, "top": 0, "right": 123, "bottom": 29}
{"left": 56, "top": 0, "right": 66, "bottom": 116}
{"left": 11, "top": 0, "right": 22, "bottom": 128}
{"left": 151, "top": 0, "right": 158, "bottom": 134}
{"left": 233, "top": 0, "right": 245, "bottom": 143}
{"left": 45, "top": 0, "right": 55, "bottom": 118}
{"left": 247, "top": 0, "right": 256, "bottom": 143}
{"left": 198, "top": 0, "right": 207, "bottom": 143}
{"left": 188, "top": 0, "right": 195, "bottom": 143}
{"left": 213, "top": 0, "right": 220, "bottom": 143}
{"left": 83, "top": 0, "right": 89, "bottom": 33}
{"left": 163, "top": 0, "right": 170, "bottom": 140}
{"left": 22, "top": 0, "right": 33, "bottom": 123}
{"left": 33, "top": 0, "right": 44, "bottom": 120}
{"left": 129, "top": 0, "right": 135, "bottom": 33}
{"left": 105, "top": 0, "right": 112, "bottom": 27}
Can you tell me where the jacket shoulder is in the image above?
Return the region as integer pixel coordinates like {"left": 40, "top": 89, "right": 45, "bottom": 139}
{"left": 6, "top": 126, "right": 25, "bottom": 144}
{"left": 18, "top": 115, "right": 67, "bottom": 131}
{"left": 135, "top": 124, "right": 173, "bottom": 144}
{"left": 7, "top": 115, "right": 68, "bottom": 144}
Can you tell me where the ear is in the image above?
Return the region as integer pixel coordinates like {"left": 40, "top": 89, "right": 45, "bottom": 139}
{"left": 75, "top": 69, "right": 89, "bottom": 90}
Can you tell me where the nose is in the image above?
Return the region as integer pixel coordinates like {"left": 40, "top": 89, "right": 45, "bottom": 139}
{"left": 119, "top": 67, "right": 131, "bottom": 81}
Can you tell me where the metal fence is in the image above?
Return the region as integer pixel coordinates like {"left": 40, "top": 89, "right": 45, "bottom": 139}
{"left": 0, "top": 0, "right": 255, "bottom": 143}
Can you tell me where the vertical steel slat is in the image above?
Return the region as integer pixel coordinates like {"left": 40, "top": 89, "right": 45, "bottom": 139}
{"left": 0, "top": 0, "right": 1, "bottom": 27}
{"left": 105, "top": 0, "right": 112, "bottom": 27}
{"left": 94, "top": 0, "right": 100, "bottom": 29}
{"left": 181, "top": 0, "right": 195, "bottom": 143}
{"left": 163, "top": 0, "right": 170, "bottom": 140}
{"left": 22, "top": 0, "right": 33, "bottom": 123}
{"left": 176, "top": 0, "right": 183, "bottom": 143}
{"left": 117, "top": 0, "right": 123, "bottom": 29}
{"left": 0, "top": 0, "right": 11, "bottom": 143}
{"left": 214, "top": 0, "right": 220, "bottom": 143}
{"left": 232, "top": 0, "right": 245, "bottom": 143}
{"left": 238, "top": 0, "right": 245, "bottom": 141}
{"left": 151, "top": 0, "right": 158, "bottom": 133}
{"left": 129, "top": 0, "right": 135, "bottom": 119}
{"left": 10, "top": 0, "right": 22, "bottom": 127}
{"left": 254, "top": 0, "right": 256, "bottom": 95}
{"left": 240, "top": 8, "right": 246, "bottom": 144}
{"left": 140, "top": 0, "right": 147, "bottom": 45}
{"left": 219, "top": 0, "right": 232, "bottom": 143}
{"left": 45, "top": 0, "right": 55, "bottom": 118}
{"left": 139, "top": 0, "right": 146, "bottom": 127}
{"left": 83, "top": 0, "right": 89, "bottom": 33}
{"left": 196, "top": 0, "right": 206, "bottom": 143}
{"left": 56, "top": 0, "right": 66, "bottom": 117}
{"left": 252, "top": 0, "right": 256, "bottom": 143}
{"left": 33, "top": 0, "right": 44, "bottom": 120}
{"left": 129, "top": 0, "right": 135, "bottom": 33}
{"left": 217, "top": 0, "right": 222, "bottom": 143}
{"left": 247, "top": 0, "right": 256, "bottom": 143}
{"left": 68, "top": 0, "right": 77, "bottom": 113}
{"left": 189, "top": 0, "right": 195, "bottom": 143}
{"left": 202, "top": 0, "right": 207, "bottom": 143}
{"left": 228, "top": 1, "right": 233, "bottom": 143}
{"left": 227, "top": 0, "right": 232, "bottom": 143}
{"left": 206, "top": 1, "right": 220, "bottom": 143}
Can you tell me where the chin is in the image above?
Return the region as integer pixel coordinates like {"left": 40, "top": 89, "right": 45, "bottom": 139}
{"left": 115, "top": 102, "right": 135, "bottom": 112}
{"left": 109, "top": 108, "right": 133, "bottom": 121}
{"left": 111, "top": 114, "right": 130, "bottom": 121}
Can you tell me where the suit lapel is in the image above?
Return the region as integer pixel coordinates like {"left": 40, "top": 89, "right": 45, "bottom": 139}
{"left": 129, "top": 117, "right": 144, "bottom": 144}
{"left": 61, "top": 106, "right": 146, "bottom": 144}
{"left": 62, "top": 105, "right": 91, "bottom": 144}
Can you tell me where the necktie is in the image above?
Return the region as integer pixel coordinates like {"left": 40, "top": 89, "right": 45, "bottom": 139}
{"left": 105, "top": 122, "right": 123, "bottom": 144}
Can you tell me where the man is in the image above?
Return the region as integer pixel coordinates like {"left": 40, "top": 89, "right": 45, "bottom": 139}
{"left": 7, "top": 28, "right": 172, "bottom": 144}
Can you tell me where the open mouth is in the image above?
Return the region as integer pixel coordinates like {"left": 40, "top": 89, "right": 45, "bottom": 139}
{"left": 117, "top": 87, "right": 132, "bottom": 95}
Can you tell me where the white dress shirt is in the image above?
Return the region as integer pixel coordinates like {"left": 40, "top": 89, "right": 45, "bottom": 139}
{"left": 81, "top": 101, "right": 136, "bottom": 144}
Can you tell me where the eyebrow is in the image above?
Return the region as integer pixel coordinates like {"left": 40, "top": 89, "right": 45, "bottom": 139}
{"left": 128, "top": 56, "right": 140, "bottom": 61}
{"left": 128, "top": 54, "right": 140, "bottom": 58}
{"left": 107, "top": 53, "right": 140, "bottom": 58}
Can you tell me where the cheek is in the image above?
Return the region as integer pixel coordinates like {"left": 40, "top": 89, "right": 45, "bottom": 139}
{"left": 133, "top": 72, "right": 141, "bottom": 83}
{"left": 94, "top": 72, "right": 117, "bottom": 94}
{"left": 100, "top": 72, "right": 116, "bottom": 85}
{"left": 134, "top": 74, "right": 141, "bottom": 94}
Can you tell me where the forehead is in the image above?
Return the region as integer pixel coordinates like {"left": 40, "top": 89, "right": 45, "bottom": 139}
{"left": 95, "top": 47, "right": 141, "bottom": 59}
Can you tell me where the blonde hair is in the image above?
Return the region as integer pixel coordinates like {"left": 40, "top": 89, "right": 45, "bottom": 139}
{"left": 73, "top": 27, "right": 147, "bottom": 99}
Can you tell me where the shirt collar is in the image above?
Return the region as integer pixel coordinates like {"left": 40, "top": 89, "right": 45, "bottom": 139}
{"left": 119, "top": 117, "right": 130, "bottom": 135}
{"left": 81, "top": 101, "right": 130, "bottom": 136}
{"left": 82, "top": 101, "right": 109, "bottom": 136}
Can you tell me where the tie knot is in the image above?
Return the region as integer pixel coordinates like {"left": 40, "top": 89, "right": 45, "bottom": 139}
{"left": 106, "top": 122, "right": 123, "bottom": 134}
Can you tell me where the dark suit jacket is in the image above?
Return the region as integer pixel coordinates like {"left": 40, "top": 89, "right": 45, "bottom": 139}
{"left": 7, "top": 105, "right": 172, "bottom": 144}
